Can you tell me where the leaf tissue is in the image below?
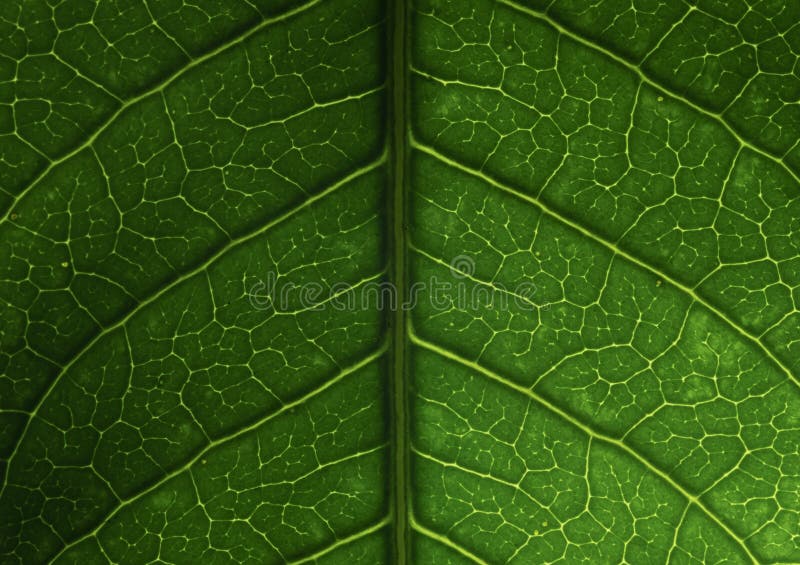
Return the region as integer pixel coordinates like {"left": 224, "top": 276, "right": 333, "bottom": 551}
{"left": 1, "top": 0, "right": 799, "bottom": 563}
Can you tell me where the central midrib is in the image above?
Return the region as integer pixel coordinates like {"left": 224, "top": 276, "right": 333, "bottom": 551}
{"left": 388, "top": 0, "right": 411, "bottom": 564}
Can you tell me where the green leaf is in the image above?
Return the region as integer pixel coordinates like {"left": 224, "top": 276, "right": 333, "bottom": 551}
{"left": 1, "top": 0, "right": 799, "bottom": 563}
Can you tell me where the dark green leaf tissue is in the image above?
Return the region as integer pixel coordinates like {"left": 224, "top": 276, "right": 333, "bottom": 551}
{"left": 1, "top": 0, "right": 799, "bottom": 563}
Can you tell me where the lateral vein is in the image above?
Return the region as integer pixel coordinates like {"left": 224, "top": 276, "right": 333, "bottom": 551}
{"left": 411, "top": 332, "right": 759, "bottom": 565}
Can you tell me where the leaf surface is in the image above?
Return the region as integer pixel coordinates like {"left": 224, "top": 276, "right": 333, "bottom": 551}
{"left": 1, "top": 0, "right": 799, "bottom": 563}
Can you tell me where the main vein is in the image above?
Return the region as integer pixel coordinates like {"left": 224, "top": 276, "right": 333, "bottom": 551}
{"left": 388, "top": 0, "right": 411, "bottom": 562}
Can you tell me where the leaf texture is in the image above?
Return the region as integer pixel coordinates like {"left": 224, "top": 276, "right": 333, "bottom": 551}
{"left": 1, "top": 0, "right": 799, "bottom": 563}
